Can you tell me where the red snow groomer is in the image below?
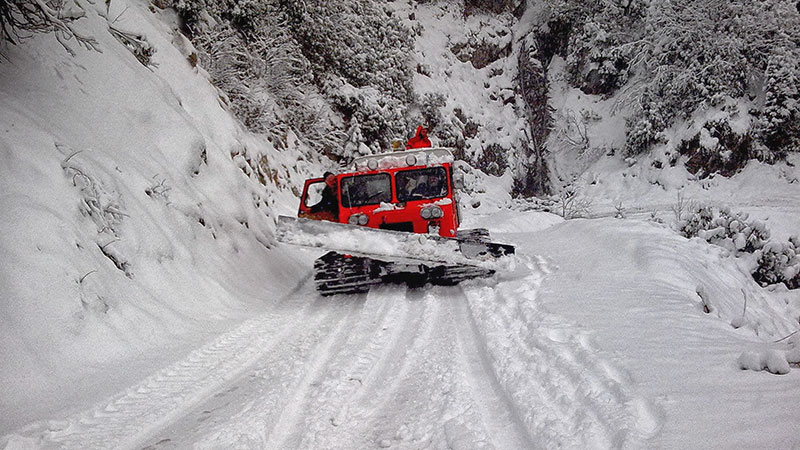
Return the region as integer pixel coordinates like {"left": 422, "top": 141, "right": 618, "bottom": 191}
{"left": 276, "top": 131, "right": 514, "bottom": 295}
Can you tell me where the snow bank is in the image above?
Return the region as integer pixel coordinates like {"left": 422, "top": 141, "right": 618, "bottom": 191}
{"left": 504, "top": 217, "right": 800, "bottom": 448}
{"left": 0, "top": 0, "right": 320, "bottom": 432}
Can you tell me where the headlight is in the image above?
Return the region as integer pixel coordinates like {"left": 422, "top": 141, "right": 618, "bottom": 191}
{"left": 349, "top": 214, "right": 369, "bottom": 225}
{"left": 420, "top": 206, "right": 443, "bottom": 220}
{"left": 420, "top": 207, "right": 432, "bottom": 219}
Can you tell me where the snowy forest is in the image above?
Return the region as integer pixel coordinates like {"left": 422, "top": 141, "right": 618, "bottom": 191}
{"left": 1, "top": 0, "right": 800, "bottom": 448}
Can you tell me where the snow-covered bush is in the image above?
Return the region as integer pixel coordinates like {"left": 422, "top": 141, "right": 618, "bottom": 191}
{"left": 418, "top": 92, "right": 447, "bottom": 132}
{"left": 565, "top": 20, "right": 630, "bottom": 96}
{"left": 677, "top": 120, "right": 756, "bottom": 178}
{"left": 175, "top": 0, "right": 414, "bottom": 158}
{"left": 463, "top": 0, "right": 518, "bottom": 16}
{"left": 753, "top": 238, "right": 800, "bottom": 290}
{"left": 556, "top": 186, "right": 592, "bottom": 219}
{"left": 475, "top": 143, "right": 509, "bottom": 178}
{"left": 677, "top": 205, "right": 769, "bottom": 254}
{"left": 676, "top": 204, "right": 800, "bottom": 289}
{"left": 341, "top": 117, "right": 371, "bottom": 161}
{"left": 450, "top": 33, "right": 511, "bottom": 70}
{"left": 325, "top": 77, "right": 407, "bottom": 154}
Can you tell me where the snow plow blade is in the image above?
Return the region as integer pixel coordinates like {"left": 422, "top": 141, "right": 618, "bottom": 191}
{"left": 276, "top": 216, "right": 513, "bottom": 265}
{"left": 275, "top": 215, "right": 514, "bottom": 295}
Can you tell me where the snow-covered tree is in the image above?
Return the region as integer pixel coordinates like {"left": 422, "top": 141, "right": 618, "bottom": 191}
{"left": 342, "top": 117, "right": 371, "bottom": 161}
{"left": 514, "top": 35, "right": 552, "bottom": 196}
{"left": 279, "top": 0, "right": 414, "bottom": 152}
{"left": 175, "top": 0, "right": 342, "bottom": 154}
{"left": 534, "top": 0, "right": 800, "bottom": 158}
{"left": 759, "top": 51, "right": 800, "bottom": 154}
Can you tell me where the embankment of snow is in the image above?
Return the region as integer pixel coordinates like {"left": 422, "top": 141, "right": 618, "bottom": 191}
{"left": 481, "top": 214, "right": 800, "bottom": 448}
{"left": 0, "top": 0, "right": 319, "bottom": 432}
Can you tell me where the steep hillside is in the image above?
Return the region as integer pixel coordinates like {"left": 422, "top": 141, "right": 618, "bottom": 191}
{"left": 0, "top": 0, "right": 323, "bottom": 431}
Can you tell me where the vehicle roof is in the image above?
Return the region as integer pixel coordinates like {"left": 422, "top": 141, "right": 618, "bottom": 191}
{"left": 347, "top": 147, "right": 454, "bottom": 172}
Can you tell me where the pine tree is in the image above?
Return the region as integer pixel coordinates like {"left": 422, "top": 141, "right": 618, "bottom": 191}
{"left": 342, "top": 117, "right": 371, "bottom": 161}
{"left": 759, "top": 52, "right": 800, "bottom": 154}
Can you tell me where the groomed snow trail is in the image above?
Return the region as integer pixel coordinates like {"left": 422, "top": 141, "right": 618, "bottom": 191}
{"left": 4, "top": 253, "right": 651, "bottom": 450}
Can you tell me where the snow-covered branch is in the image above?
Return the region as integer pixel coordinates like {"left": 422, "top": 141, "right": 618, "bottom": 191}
{"left": 1, "top": 0, "right": 100, "bottom": 56}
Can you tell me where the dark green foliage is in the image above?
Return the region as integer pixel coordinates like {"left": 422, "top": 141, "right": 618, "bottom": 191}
{"left": 418, "top": 92, "right": 447, "bottom": 131}
{"left": 678, "top": 205, "right": 769, "bottom": 253}
{"left": 451, "top": 37, "right": 512, "bottom": 70}
{"left": 280, "top": 0, "right": 413, "bottom": 100}
{"left": 277, "top": 0, "right": 414, "bottom": 151}
{"left": 565, "top": 21, "right": 630, "bottom": 96}
{"left": 463, "top": 0, "right": 519, "bottom": 16}
{"left": 476, "top": 143, "right": 508, "bottom": 177}
{"left": 680, "top": 204, "right": 799, "bottom": 289}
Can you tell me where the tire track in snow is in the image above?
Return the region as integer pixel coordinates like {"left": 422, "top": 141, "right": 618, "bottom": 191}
{"left": 291, "top": 285, "right": 430, "bottom": 450}
{"left": 462, "top": 254, "right": 650, "bottom": 449}
{"left": 293, "top": 283, "right": 551, "bottom": 450}
{"left": 5, "top": 281, "right": 345, "bottom": 450}
{"left": 264, "top": 284, "right": 454, "bottom": 450}
{"left": 141, "top": 283, "right": 426, "bottom": 450}
{"left": 452, "top": 285, "right": 541, "bottom": 450}
{"left": 254, "top": 292, "right": 366, "bottom": 450}
{"left": 325, "top": 286, "right": 534, "bottom": 450}
{"left": 348, "top": 287, "right": 459, "bottom": 449}
{"left": 155, "top": 292, "right": 364, "bottom": 450}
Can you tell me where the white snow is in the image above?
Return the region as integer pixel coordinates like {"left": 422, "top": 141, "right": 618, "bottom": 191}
{"left": 2, "top": 1, "right": 800, "bottom": 450}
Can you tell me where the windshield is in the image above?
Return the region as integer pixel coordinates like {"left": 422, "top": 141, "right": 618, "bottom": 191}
{"left": 341, "top": 173, "right": 392, "bottom": 207}
{"left": 396, "top": 167, "right": 448, "bottom": 202}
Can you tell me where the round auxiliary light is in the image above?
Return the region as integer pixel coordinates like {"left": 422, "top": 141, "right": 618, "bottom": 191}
{"left": 367, "top": 159, "right": 379, "bottom": 170}
{"left": 420, "top": 207, "right": 432, "bottom": 219}
{"left": 358, "top": 214, "right": 369, "bottom": 225}
{"left": 405, "top": 154, "right": 417, "bottom": 166}
{"left": 431, "top": 206, "right": 444, "bottom": 218}
{"left": 348, "top": 214, "right": 360, "bottom": 225}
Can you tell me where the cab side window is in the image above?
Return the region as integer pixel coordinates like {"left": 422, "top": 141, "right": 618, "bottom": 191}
{"left": 303, "top": 181, "right": 326, "bottom": 208}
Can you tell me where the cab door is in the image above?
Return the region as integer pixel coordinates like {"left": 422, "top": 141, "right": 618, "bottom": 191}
{"left": 298, "top": 177, "right": 338, "bottom": 222}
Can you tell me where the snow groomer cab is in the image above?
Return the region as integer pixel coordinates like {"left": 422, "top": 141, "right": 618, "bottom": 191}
{"left": 297, "top": 147, "right": 461, "bottom": 238}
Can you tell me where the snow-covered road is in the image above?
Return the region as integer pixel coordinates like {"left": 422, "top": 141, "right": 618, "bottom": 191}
{"left": 3, "top": 216, "right": 799, "bottom": 450}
